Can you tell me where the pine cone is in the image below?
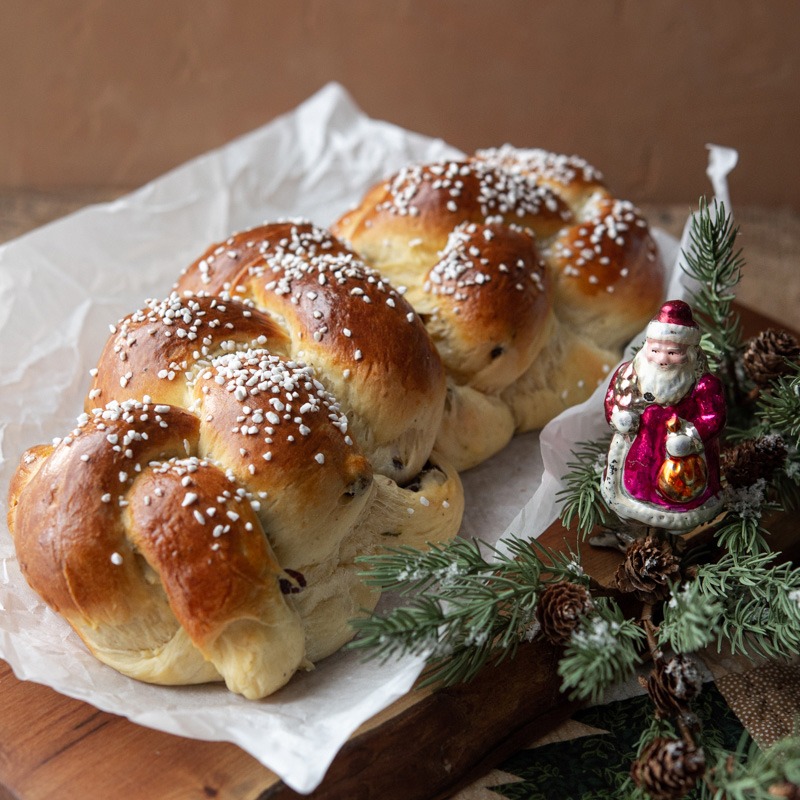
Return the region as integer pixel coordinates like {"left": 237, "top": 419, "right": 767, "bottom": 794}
{"left": 644, "top": 654, "right": 703, "bottom": 719}
{"left": 615, "top": 536, "right": 680, "bottom": 603}
{"left": 721, "top": 434, "right": 787, "bottom": 489}
{"left": 631, "top": 738, "right": 706, "bottom": 800}
{"left": 536, "top": 581, "right": 593, "bottom": 645}
{"left": 742, "top": 329, "right": 800, "bottom": 389}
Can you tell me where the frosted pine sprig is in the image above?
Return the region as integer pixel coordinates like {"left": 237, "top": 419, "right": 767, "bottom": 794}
{"left": 350, "top": 536, "right": 588, "bottom": 687}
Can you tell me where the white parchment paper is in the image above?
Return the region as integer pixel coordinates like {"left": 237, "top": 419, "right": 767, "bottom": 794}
{"left": 0, "top": 81, "right": 736, "bottom": 793}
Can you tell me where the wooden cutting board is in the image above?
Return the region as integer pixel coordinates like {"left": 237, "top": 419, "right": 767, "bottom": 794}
{"left": 0, "top": 305, "right": 795, "bottom": 800}
{"left": 0, "top": 519, "right": 578, "bottom": 800}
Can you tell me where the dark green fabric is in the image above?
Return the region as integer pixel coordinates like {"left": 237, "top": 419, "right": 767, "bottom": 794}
{"left": 490, "top": 684, "right": 743, "bottom": 799}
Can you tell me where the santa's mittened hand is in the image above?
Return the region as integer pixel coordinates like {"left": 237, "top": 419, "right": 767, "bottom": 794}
{"left": 611, "top": 407, "right": 639, "bottom": 434}
{"left": 666, "top": 431, "right": 698, "bottom": 458}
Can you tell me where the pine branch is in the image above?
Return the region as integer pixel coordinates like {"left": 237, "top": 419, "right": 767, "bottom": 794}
{"left": 757, "top": 360, "right": 800, "bottom": 448}
{"left": 349, "top": 536, "right": 586, "bottom": 688}
{"left": 702, "top": 730, "right": 800, "bottom": 799}
{"left": 750, "top": 360, "right": 800, "bottom": 512}
{"left": 347, "top": 596, "right": 447, "bottom": 662}
{"left": 658, "top": 580, "right": 723, "bottom": 653}
{"left": 774, "top": 447, "right": 800, "bottom": 511}
{"left": 658, "top": 552, "right": 800, "bottom": 661}
{"left": 694, "top": 552, "right": 800, "bottom": 660}
{"left": 355, "top": 537, "right": 498, "bottom": 595}
{"left": 345, "top": 195, "right": 800, "bottom": 787}
{"left": 557, "top": 598, "right": 646, "bottom": 703}
{"left": 681, "top": 198, "right": 745, "bottom": 379}
{"left": 615, "top": 715, "right": 681, "bottom": 800}
{"left": 557, "top": 434, "right": 615, "bottom": 538}
{"left": 714, "top": 481, "right": 776, "bottom": 558}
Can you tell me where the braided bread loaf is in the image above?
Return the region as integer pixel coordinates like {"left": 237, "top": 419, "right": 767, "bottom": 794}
{"left": 332, "top": 145, "right": 666, "bottom": 469}
{"left": 7, "top": 145, "right": 665, "bottom": 700}
{"left": 7, "top": 225, "right": 465, "bottom": 699}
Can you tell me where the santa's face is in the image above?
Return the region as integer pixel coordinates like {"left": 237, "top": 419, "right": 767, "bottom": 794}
{"left": 644, "top": 339, "right": 690, "bottom": 366}
{"left": 633, "top": 339, "right": 697, "bottom": 406}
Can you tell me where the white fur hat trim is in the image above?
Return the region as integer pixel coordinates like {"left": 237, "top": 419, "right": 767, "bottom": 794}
{"left": 646, "top": 320, "right": 701, "bottom": 345}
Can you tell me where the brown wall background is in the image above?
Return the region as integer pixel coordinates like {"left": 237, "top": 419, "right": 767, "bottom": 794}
{"left": 1, "top": 1, "right": 799, "bottom": 210}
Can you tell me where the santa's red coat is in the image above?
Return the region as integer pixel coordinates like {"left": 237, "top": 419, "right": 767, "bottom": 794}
{"left": 604, "top": 366, "right": 726, "bottom": 511}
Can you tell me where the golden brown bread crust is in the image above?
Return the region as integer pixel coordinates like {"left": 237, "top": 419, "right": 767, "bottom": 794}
{"left": 177, "top": 221, "right": 357, "bottom": 296}
{"left": 331, "top": 159, "right": 571, "bottom": 291}
{"left": 9, "top": 400, "right": 309, "bottom": 698}
{"left": 11, "top": 403, "right": 201, "bottom": 621}
{"left": 191, "top": 348, "right": 374, "bottom": 569}
{"left": 127, "top": 459, "right": 287, "bottom": 648}
{"left": 472, "top": 145, "right": 608, "bottom": 210}
{"left": 332, "top": 146, "right": 666, "bottom": 468}
{"left": 416, "top": 222, "right": 554, "bottom": 394}
{"left": 87, "top": 293, "right": 291, "bottom": 411}
{"left": 546, "top": 195, "right": 663, "bottom": 349}
{"left": 8, "top": 390, "right": 461, "bottom": 697}
{"left": 470, "top": 146, "right": 664, "bottom": 346}
{"left": 175, "top": 220, "right": 447, "bottom": 484}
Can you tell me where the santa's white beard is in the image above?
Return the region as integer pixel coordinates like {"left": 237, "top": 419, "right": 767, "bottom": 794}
{"left": 632, "top": 349, "right": 697, "bottom": 406}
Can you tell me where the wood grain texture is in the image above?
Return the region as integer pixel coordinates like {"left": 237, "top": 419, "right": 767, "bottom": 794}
{"left": 0, "top": 194, "right": 798, "bottom": 798}
{"left": 0, "top": 666, "right": 271, "bottom": 799}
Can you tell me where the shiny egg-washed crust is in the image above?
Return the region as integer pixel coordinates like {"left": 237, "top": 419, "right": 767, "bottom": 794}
{"left": 414, "top": 222, "right": 554, "bottom": 394}
{"left": 332, "top": 146, "right": 666, "bottom": 469}
{"left": 175, "top": 221, "right": 446, "bottom": 486}
{"left": 7, "top": 402, "right": 306, "bottom": 699}
{"left": 8, "top": 226, "right": 465, "bottom": 699}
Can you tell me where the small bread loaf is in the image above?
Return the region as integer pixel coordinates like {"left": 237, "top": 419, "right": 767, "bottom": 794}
{"left": 332, "top": 145, "right": 666, "bottom": 469}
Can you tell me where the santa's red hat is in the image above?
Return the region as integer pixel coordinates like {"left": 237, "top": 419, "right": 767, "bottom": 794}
{"left": 645, "top": 300, "right": 701, "bottom": 345}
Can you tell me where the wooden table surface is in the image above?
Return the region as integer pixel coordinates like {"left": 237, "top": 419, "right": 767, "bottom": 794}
{"left": 1, "top": 190, "right": 798, "bottom": 800}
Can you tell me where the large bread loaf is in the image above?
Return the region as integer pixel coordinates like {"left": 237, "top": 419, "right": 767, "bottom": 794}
{"left": 7, "top": 146, "right": 665, "bottom": 698}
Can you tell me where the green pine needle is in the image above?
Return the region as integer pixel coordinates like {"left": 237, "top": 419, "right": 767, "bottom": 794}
{"left": 757, "top": 360, "right": 800, "bottom": 448}
{"left": 355, "top": 537, "right": 494, "bottom": 595}
{"left": 774, "top": 450, "right": 800, "bottom": 511}
{"left": 348, "top": 535, "right": 587, "bottom": 688}
{"left": 658, "top": 580, "right": 723, "bottom": 653}
{"left": 702, "top": 730, "right": 800, "bottom": 799}
{"left": 694, "top": 552, "right": 800, "bottom": 660}
{"left": 344, "top": 199, "right": 800, "bottom": 790}
{"left": 714, "top": 482, "right": 775, "bottom": 558}
{"left": 557, "top": 599, "right": 645, "bottom": 703}
{"left": 681, "top": 197, "right": 745, "bottom": 374}
{"left": 557, "top": 434, "right": 615, "bottom": 538}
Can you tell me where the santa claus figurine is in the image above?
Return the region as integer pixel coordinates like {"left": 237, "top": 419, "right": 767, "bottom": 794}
{"left": 601, "top": 300, "right": 726, "bottom": 532}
